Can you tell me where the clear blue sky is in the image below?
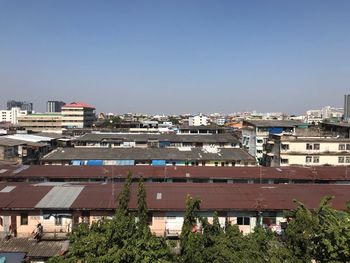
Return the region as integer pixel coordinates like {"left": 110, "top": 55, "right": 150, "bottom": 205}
{"left": 0, "top": 0, "right": 349, "bottom": 114}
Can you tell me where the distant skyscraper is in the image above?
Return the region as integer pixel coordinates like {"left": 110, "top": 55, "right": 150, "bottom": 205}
{"left": 344, "top": 95, "right": 350, "bottom": 121}
{"left": 6, "top": 100, "right": 33, "bottom": 112}
{"left": 46, "top": 101, "right": 65, "bottom": 112}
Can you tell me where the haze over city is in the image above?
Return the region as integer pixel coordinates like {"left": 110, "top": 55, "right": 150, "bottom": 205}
{"left": 1, "top": 0, "right": 350, "bottom": 114}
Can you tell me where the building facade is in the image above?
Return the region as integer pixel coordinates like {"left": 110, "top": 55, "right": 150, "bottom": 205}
{"left": 61, "top": 102, "right": 95, "bottom": 129}
{"left": 0, "top": 183, "right": 349, "bottom": 238}
{"left": 18, "top": 113, "right": 62, "bottom": 132}
{"left": 0, "top": 108, "right": 28, "bottom": 124}
{"left": 265, "top": 134, "right": 350, "bottom": 166}
{"left": 189, "top": 114, "right": 208, "bottom": 126}
{"left": 242, "top": 120, "right": 308, "bottom": 164}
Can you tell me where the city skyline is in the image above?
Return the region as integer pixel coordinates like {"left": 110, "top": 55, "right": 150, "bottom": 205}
{"left": 1, "top": 0, "right": 349, "bottom": 114}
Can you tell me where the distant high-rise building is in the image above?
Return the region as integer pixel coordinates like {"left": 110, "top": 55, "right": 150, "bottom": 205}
{"left": 6, "top": 100, "right": 33, "bottom": 112}
{"left": 46, "top": 101, "right": 65, "bottom": 113}
{"left": 344, "top": 95, "right": 350, "bottom": 121}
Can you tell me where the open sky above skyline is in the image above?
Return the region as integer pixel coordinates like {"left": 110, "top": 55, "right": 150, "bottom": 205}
{"left": 0, "top": 0, "right": 349, "bottom": 114}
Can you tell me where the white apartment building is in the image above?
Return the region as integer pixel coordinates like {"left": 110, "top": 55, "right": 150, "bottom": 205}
{"left": 242, "top": 120, "right": 308, "bottom": 164}
{"left": 189, "top": 114, "right": 208, "bottom": 126}
{"left": 61, "top": 102, "right": 95, "bottom": 129}
{"left": 0, "top": 107, "right": 28, "bottom": 124}
{"left": 265, "top": 134, "right": 350, "bottom": 166}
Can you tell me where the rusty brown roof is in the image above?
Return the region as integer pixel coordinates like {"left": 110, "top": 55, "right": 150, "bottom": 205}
{"left": 0, "top": 183, "right": 52, "bottom": 209}
{"left": 3, "top": 165, "right": 350, "bottom": 181}
{"left": 0, "top": 182, "right": 349, "bottom": 212}
{"left": 71, "top": 183, "right": 350, "bottom": 211}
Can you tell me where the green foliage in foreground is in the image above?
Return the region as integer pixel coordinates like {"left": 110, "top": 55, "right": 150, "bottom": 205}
{"left": 49, "top": 174, "right": 172, "bottom": 263}
{"left": 49, "top": 177, "right": 350, "bottom": 263}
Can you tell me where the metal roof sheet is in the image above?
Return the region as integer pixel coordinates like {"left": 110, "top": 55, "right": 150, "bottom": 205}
{"left": 5, "top": 134, "right": 54, "bottom": 142}
{"left": 35, "top": 186, "right": 84, "bottom": 209}
{"left": 5, "top": 165, "right": 350, "bottom": 181}
{"left": 41, "top": 147, "right": 255, "bottom": 162}
{"left": 0, "top": 186, "right": 16, "bottom": 193}
{"left": 75, "top": 133, "right": 240, "bottom": 144}
{"left": 0, "top": 238, "right": 67, "bottom": 258}
{"left": 0, "top": 182, "right": 349, "bottom": 212}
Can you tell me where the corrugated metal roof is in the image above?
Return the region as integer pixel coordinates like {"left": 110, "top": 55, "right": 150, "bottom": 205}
{"left": 35, "top": 186, "right": 84, "bottom": 209}
{"left": 243, "top": 120, "right": 307, "bottom": 128}
{"left": 5, "top": 134, "right": 54, "bottom": 143}
{"left": 0, "top": 186, "right": 16, "bottom": 193}
{"left": 71, "top": 183, "right": 350, "bottom": 211}
{"left": 41, "top": 147, "right": 255, "bottom": 162}
{"left": 4, "top": 165, "right": 350, "bottom": 181}
{"left": 0, "top": 238, "right": 67, "bottom": 258}
{"left": 75, "top": 133, "right": 240, "bottom": 144}
{"left": 0, "top": 182, "right": 349, "bottom": 211}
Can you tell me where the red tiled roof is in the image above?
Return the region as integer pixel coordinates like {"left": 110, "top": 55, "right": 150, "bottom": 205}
{"left": 62, "top": 102, "right": 95, "bottom": 109}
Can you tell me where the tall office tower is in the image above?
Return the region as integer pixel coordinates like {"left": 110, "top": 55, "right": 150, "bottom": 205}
{"left": 46, "top": 101, "right": 65, "bottom": 112}
{"left": 6, "top": 100, "right": 33, "bottom": 112}
{"left": 344, "top": 95, "right": 350, "bottom": 121}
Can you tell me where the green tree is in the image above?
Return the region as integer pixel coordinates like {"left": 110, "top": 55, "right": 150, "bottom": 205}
{"left": 285, "top": 196, "right": 350, "bottom": 263}
{"left": 137, "top": 177, "right": 149, "bottom": 235}
{"left": 49, "top": 174, "right": 171, "bottom": 263}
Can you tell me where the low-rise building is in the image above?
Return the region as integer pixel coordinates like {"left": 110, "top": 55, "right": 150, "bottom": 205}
{"left": 73, "top": 133, "right": 240, "bottom": 149}
{"left": 2, "top": 165, "right": 350, "bottom": 185}
{"left": 265, "top": 134, "right": 350, "bottom": 166}
{"left": 41, "top": 147, "right": 255, "bottom": 166}
{"left": 242, "top": 120, "right": 309, "bottom": 164}
{"left": 0, "top": 182, "right": 349, "bottom": 238}
{"left": 0, "top": 137, "right": 49, "bottom": 164}
{"left": 18, "top": 113, "right": 62, "bottom": 132}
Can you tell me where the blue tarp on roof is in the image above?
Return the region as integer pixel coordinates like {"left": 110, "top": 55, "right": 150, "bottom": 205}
{"left": 152, "top": 160, "right": 166, "bottom": 166}
{"left": 86, "top": 160, "right": 104, "bottom": 166}
{"left": 269, "top": 127, "right": 283, "bottom": 134}
{"left": 71, "top": 160, "right": 82, "bottom": 166}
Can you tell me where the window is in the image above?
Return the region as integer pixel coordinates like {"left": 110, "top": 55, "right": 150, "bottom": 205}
{"left": 313, "top": 144, "right": 320, "bottom": 150}
{"left": 346, "top": 157, "right": 350, "bottom": 163}
{"left": 55, "top": 217, "right": 62, "bottom": 226}
{"left": 237, "top": 217, "right": 250, "bottom": 225}
{"left": 281, "top": 144, "right": 289, "bottom": 150}
{"left": 339, "top": 144, "right": 346, "bottom": 151}
{"left": 306, "top": 144, "right": 312, "bottom": 150}
{"left": 306, "top": 156, "right": 312, "bottom": 163}
{"left": 257, "top": 139, "right": 263, "bottom": 144}
{"left": 347, "top": 144, "right": 350, "bottom": 151}
{"left": 281, "top": 158, "right": 289, "bottom": 164}
{"left": 313, "top": 156, "right": 319, "bottom": 163}
{"left": 338, "top": 157, "right": 345, "bottom": 163}
{"left": 20, "top": 213, "right": 28, "bottom": 225}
